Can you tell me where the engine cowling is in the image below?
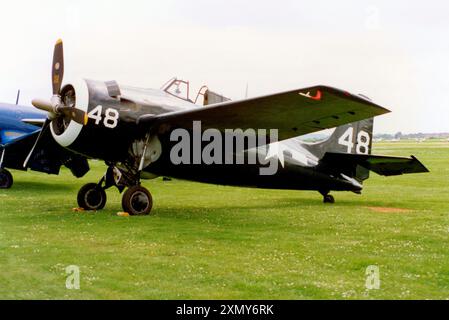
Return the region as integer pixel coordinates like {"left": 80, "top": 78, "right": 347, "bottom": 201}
{"left": 51, "top": 79, "right": 138, "bottom": 161}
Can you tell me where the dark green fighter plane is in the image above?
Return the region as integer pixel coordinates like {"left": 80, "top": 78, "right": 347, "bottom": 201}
{"left": 27, "top": 40, "right": 428, "bottom": 215}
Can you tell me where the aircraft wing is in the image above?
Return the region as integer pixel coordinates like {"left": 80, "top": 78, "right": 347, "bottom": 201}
{"left": 21, "top": 118, "right": 46, "bottom": 127}
{"left": 139, "top": 86, "right": 390, "bottom": 141}
{"left": 1, "top": 129, "right": 89, "bottom": 177}
{"left": 321, "top": 152, "right": 429, "bottom": 176}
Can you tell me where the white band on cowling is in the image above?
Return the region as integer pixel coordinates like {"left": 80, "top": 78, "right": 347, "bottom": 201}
{"left": 50, "top": 79, "right": 89, "bottom": 147}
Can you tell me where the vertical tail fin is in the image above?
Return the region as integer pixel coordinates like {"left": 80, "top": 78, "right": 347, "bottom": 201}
{"left": 308, "top": 118, "right": 374, "bottom": 182}
{"left": 320, "top": 118, "right": 373, "bottom": 155}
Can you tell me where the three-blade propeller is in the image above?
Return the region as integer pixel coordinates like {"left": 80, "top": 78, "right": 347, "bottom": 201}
{"left": 24, "top": 39, "right": 87, "bottom": 168}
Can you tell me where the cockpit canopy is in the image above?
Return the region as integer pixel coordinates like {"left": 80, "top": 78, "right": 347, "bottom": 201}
{"left": 161, "top": 78, "right": 231, "bottom": 106}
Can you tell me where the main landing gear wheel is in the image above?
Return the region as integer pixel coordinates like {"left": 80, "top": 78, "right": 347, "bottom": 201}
{"left": 122, "top": 185, "right": 153, "bottom": 216}
{"left": 0, "top": 169, "right": 13, "bottom": 189}
{"left": 323, "top": 194, "right": 335, "bottom": 204}
{"left": 77, "top": 183, "right": 107, "bottom": 211}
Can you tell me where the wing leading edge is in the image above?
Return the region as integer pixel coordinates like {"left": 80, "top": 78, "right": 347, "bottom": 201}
{"left": 139, "top": 86, "right": 390, "bottom": 141}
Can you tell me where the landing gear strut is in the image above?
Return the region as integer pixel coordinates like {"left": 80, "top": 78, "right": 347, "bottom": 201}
{"left": 0, "top": 169, "right": 13, "bottom": 189}
{"left": 76, "top": 165, "right": 154, "bottom": 215}
{"left": 319, "top": 190, "right": 335, "bottom": 204}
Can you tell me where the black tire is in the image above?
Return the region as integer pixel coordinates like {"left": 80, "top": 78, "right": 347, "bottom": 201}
{"left": 77, "top": 183, "right": 107, "bottom": 211}
{"left": 122, "top": 185, "right": 153, "bottom": 216}
{"left": 323, "top": 195, "right": 335, "bottom": 204}
{"left": 0, "top": 169, "right": 13, "bottom": 189}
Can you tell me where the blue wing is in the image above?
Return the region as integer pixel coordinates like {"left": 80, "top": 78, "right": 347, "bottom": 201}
{"left": 1, "top": 129, "right": 89, "bottom": 178}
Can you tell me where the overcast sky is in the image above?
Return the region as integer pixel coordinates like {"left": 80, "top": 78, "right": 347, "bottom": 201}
{"left": 0, "top": 0, "right": 448, "bottom": 133}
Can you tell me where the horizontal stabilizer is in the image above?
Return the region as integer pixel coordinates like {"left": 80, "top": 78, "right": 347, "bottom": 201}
{"left": 321, "top": 152, "right": 429, "bottom": 176}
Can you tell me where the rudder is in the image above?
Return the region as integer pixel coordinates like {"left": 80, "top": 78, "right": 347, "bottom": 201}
{"left": 320, "top": 118, "right": 373, "bottom": 156}
{"left": 308, "top": 118, "right": 374, "bottom": 182}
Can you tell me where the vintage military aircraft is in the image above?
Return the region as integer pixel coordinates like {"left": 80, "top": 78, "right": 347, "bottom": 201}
{"left": 0, "top": 98, "right": 89, "bottom": 188}
{"left": 27, "top": 39, "right": 428, "bottom": 215}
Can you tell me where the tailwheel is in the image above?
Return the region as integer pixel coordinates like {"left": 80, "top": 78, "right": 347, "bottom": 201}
{"left": 323, "top": 194, "right": 335, "bottom": 204}
{"left": 0, "top": 169, "right": 13, "bottom": 189}
{"left": 122, "top": 185, "right": 153, "bottom": 216}
{"left": 77, "top": 183, "right": 107, "bottom": 211}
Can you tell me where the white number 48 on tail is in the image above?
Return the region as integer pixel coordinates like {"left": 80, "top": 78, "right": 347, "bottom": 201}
{"left": 338, "top": 127, "right": 370, "bottom": 154}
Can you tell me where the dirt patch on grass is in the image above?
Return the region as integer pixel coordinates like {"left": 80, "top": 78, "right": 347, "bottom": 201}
{"left": 366, "top": 207, "right": 412, "bottom": 213}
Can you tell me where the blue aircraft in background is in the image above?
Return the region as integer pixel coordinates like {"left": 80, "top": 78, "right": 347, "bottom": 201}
{"left": 0, "top": 96, "right": 89, "bottom": 188}
{"left": 0, "top": 102, "right": 45, "bottom": 142}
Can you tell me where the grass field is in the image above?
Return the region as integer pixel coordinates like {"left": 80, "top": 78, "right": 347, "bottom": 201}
{"left": 0, "top": 141, "right": 448, "bottom": 300}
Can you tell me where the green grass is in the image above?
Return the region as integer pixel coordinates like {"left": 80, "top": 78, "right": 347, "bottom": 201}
{"left": 1, "top": 141, "right": 448, "bottom": 300}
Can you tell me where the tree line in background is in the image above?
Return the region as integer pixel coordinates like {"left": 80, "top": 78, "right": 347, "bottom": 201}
{"left": 374, "top": 132, "right": 449, "bottom": 141}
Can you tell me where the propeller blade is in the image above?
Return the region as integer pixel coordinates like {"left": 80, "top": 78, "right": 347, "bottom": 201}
{"left": 58, "top": 106, "right": 88, "bottom": 125}
{"left": 23, "top": 118, "right": 51, "bottom": 168}
{"left": 32, "top": 99, "right": 87, "bottom": 125}
{"left": 52, "top": 39, "right": 64, "bottom": 95}
{"left": 32, "top": 99, "right": 54, "bottom": 113}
